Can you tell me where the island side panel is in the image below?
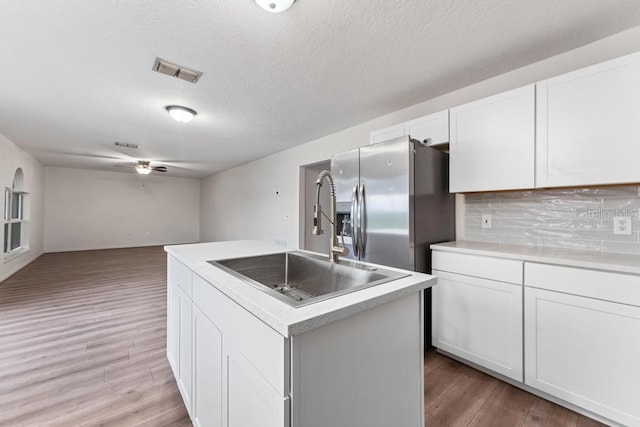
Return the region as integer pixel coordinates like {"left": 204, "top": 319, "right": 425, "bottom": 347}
{"left": 291, "top": 292, "right": 424, "bottom": 427}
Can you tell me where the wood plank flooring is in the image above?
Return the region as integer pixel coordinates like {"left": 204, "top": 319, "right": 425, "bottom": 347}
{"left": 0, "top": 246, "right": 605, "bottom": 426}
{"left": 0, "top": 246, "right": 190, "bottom": 426}
{"left": 424, "top": 348, "right": 606, "bottom": 426}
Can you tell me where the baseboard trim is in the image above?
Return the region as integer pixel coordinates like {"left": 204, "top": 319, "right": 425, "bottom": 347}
{"left": 435, "top": 348, "right": 621, "bottom": 427}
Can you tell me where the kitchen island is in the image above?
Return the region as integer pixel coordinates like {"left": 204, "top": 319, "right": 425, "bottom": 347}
{"left": 165, "top": 240, "right": 435, "bottom": 427}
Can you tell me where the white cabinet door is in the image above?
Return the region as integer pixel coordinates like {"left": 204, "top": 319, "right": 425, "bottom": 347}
{"left": 450, "top": 85, "right": 535, "bottom": 192}
{"left": 369, "top": 123, "right": 405, "bottom": 145}
{"left": 168, "top": 255, "right": 192, "bottom": 375}
{"left": 176, "top": 286, "right": 193, "bottom": 414}
{"left": 524, "top": 287, "right": 640, "bottom": 426}
{"left": 192, "top": 304, "right": 223, "bottom": 427}
{"left": 405, "top": 110, "right": 449, "bottom": 146}
{"left": 433, "top": 270, "right": 523, "bottom": 381}
{"left": 167, "top": 279, "right": 180, "bottom": 373}
{"left": 536, "top": 52, "right": 640, "bottom": 188}
{"left": 223, "top": 338, "right": 289, "bottom": 427}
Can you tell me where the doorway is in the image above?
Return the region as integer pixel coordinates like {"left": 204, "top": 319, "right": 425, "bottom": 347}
{"left": 298, "top": 160, "right": 331, "bottom": 254}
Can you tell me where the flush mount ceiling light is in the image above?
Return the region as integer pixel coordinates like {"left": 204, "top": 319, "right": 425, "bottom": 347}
{"left": 255, "top": 0, "right": 295, "bottom": 13}
{"left": 166, "top": 105, "right": 197, "bottom": 123}
{"left": 135, "top": 161, "right": 153, "bottom": 175}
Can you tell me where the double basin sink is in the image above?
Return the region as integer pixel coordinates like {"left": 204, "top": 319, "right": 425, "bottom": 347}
{"left": 208, "top": 251, "right": 408, "bottom": 308}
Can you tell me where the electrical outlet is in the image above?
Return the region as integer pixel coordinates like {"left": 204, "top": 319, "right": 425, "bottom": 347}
{"left": 614, "top": 217, "right": 632, "bottom": 235}
{"left": 482, "top": 215, "right": 492, "bottom": 229}
{"left": 274, "top": 237, "right": 288, "bottom": 247}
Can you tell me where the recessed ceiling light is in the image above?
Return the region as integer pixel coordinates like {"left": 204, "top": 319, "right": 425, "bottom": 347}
{"left": 255, "top": 0, "right": 295, "bottom": 13}
{"left": 166, "top": 105, "right": 197, "bottom": 123}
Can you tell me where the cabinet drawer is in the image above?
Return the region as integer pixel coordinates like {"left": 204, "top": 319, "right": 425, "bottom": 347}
{"left": 432, "top": 251, "right": 523, "bottom": 284}
{"left": 192, "top": 274, "right": 289, "bottom": 396}
{"left": 168, "top": 255, "right": 193, "bottom": 297}
{"left": 525, "top": 262, "right": 640, "bottom": 307}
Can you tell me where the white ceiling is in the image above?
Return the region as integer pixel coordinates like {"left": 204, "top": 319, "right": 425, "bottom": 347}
{"left": 1, "top": 0, "right": 640, "bottom": 178}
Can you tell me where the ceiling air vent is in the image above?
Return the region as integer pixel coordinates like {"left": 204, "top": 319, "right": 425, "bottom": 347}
{"left": 152, "top": 57, "right": 203, "bottom": 84}
{"left": 114, "top": 141, "right": 139, "bottom": 149}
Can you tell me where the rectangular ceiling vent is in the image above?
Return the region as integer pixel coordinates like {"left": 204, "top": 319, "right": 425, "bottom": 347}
{"left": 114, "top": 141, "right": 139, "bottom": 149}
{"left": 152, "top": 57, "right": 203, "bottom": 84}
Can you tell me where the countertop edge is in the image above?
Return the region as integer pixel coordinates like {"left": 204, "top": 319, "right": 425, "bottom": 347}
{"left": 430, "top": 242, "right": 640, "bottom": 275}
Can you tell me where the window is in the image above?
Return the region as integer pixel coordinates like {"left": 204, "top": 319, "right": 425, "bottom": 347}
{"left": 4, "top": 168, "right": 27, "bottom": 256}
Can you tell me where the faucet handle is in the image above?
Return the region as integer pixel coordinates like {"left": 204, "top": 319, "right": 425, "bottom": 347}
{"left": 335, "top": 233, "right": 349, "bottom": 256}
{"left": 332, "top": 245, "right": 349, "bottom": 257}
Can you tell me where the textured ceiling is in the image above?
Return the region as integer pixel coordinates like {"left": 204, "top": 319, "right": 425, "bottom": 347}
{"left": 1, "top": 0, "right": 640, "bottom": 178}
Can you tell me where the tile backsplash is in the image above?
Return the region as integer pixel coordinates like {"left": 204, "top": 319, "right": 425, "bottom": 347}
{"left": 464, "top": 185, "right": 640, "bottom": 255}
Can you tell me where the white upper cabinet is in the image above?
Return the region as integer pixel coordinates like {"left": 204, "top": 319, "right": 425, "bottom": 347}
{"left": 369, "top": 110, "right": 449, "bottom": 146}
{"left": 450, "top": 85, "right": 535, "bottom": 193}
{"left": 536, "top": 52, "right": 640, "bottom": 188}
{"left": 404, "top": 110, "right": 449, "bottom": 146}
{"left": 369, "top": 123, "right": 405, "bottom": 145}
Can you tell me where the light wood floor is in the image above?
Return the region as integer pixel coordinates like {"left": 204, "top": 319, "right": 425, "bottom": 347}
{"left": 424, "top": 349, "right": 605, "bottom": 426}
{"left": 0, "top": 246, "right": 190, "bottom": 426}
{"left": 0, "top": 247, "right": 605, "bottom": 426}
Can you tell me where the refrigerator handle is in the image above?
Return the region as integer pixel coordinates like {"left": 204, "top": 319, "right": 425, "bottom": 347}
{"left": 358, "top": 182, "right": 366, "bottom": 257}
{"left": 351, "top": 184, "right": 359, "bottom": 258}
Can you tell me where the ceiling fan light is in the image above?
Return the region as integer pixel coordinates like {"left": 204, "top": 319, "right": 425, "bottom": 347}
{"left": 166, "top": 105, "right": 197, "bottom": 123}
{"left": 255, "top": 0, "right": 295, "bottom": 13}
{"left": 135, "top": 163, "right": 152, "bottom": 175}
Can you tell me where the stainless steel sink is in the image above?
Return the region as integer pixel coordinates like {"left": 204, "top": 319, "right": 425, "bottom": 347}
{"left": 208, "top": 251, "right": 408, "bottom": 308}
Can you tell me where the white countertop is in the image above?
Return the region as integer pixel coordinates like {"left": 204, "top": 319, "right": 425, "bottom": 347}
{"left": 431, "top": 241, "right": 640, "bottom": 275}
{"left": 165, "top": 240, "right": 435, "bottom": 337}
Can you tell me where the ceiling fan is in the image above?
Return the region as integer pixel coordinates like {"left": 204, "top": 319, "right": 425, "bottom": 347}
{"left": 133, "top": 160, "right": 167, "bottom": 175}
{"left": 29, "top": 144, "right": 204, "bottom": 176}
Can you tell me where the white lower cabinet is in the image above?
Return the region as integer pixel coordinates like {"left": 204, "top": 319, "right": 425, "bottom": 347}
{"left": 524, "top": 263, "right": 640, "bottom": 426}
{"left": 432, "top": 249, "right": 640, "bottom": 426}
{"left": 223, "top": 338, "right": 289, "bottom": 427}
{"left": 176, "top": 285, "right": 193, "bottom": 413}
{"left": 168, "top": 256, "right": 194, "bottom": 415}
{"left": 432, "top": 270, "right": 523, "bottom": 381}
{"left": 191, "top": 300, "right": 286, "bottom": 427}
{"left": 432, "top": 251, "right": 524, "bottom": 381}
{"left": 167, "top": 278, "right": 180, "bottom": 372}
{"left": 192, "top": 304, "right": 223, "bottom": 427}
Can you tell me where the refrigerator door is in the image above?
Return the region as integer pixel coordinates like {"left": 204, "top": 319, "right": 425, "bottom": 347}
{"left": 330, "top": 148, "right": 360, "bottom": 261}
{"left": 359, "top": 137, "right": 412, "bottom": 270}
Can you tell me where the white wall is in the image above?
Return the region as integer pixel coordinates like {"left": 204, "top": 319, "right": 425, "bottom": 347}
{"left": 44, "top": 167, "right": 200, "bottom": 252}
{"left": 0, "top": 133, "right": 45, "bottom": 282}
{"left": 200, "top": 26, "right": 640, "bottom": 247}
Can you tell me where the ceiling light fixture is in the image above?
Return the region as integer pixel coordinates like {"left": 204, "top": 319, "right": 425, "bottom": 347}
{"left": 135, "top": 161, "right": 153, "bottom": 175}
{"left": 166, "top": 105, "right": 197, "bottom": 123}
{"left": 255, "top": 0, "right": 295, "bottom": 13}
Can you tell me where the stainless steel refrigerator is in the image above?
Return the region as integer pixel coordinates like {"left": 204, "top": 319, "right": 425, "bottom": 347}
{"left": 331, "top": 136, "right": 455, "bottom": 345}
